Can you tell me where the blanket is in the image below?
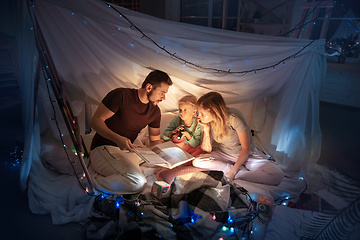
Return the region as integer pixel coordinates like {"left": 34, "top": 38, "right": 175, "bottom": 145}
{"left": 86, "top": 171, "right": 264, "bottom": 240}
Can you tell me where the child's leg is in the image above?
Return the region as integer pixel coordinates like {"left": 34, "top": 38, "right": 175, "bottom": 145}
{"left": 187, "top": 145, "right": 204, "bottom": 157}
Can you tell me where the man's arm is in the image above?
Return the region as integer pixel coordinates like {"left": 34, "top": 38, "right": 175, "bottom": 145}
{"left": 90, "top": 102, "right": 135, "bottom": 150}
{"left": 148, "top": 126, "right": 162, "bottom": 146}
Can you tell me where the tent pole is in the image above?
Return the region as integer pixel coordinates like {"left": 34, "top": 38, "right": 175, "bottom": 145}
{"left": 33, "top": 17, "right": 95, "bottom": 194}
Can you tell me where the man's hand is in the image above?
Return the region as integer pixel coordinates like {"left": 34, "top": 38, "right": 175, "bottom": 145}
{"left": 114, "top": 135, "right": 135, "bottom": 151}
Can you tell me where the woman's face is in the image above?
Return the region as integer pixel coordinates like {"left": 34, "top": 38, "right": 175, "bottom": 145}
{"left": 197, "top": 105, "right": 214, "bottom": 124}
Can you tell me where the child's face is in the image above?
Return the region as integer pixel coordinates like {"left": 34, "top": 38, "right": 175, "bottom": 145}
{"left": 178, "top": 103, "right": 195, "bottom": 121}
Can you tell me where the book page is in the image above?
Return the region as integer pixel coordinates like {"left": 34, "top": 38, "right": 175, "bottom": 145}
{"left": 133, "top": 147, "right": 169, "bottom": 167}
{"left": 134, "top": 141, "right": 194, "bottom": 168}
{"left": 151, "top": 141, "right": 194, "bottom": 168}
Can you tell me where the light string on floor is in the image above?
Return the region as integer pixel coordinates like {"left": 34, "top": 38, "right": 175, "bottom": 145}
{"left": 274, "top": 174, "right": 308, "bottom": 206}
{"left": 103, "top": 1, "right": 316, "bottom": 76}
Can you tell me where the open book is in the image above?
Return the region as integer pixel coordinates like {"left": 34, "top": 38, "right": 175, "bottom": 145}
{"left": 133, "top": 141, "right": 194, "bottom": 169}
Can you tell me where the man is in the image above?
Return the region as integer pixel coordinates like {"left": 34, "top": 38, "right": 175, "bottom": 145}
{"left": 89, "top": 70, "right": 172, "bottom": 194}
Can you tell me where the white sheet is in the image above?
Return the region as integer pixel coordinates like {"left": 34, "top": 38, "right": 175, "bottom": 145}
{"left": 1, "top": 0, "right": 327, "bottom": 225}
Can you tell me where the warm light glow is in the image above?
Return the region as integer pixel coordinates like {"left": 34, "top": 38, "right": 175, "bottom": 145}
{"left": 85, "top": 187, "right": 89, "bottom": 192}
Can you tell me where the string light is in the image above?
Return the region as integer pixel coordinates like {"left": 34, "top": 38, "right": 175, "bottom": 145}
{"left": 103, "top": 0, "right": 316, "bottom": 76}
{"left": 279, "top": 0, "right": 333, "bottom": 37}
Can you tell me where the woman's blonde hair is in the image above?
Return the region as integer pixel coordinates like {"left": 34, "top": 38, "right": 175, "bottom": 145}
{"left": 178, "top": 94, "right": 197, "bottom": 106}
{"left": 197, "top": 92, "right": 228, "bottom": 139}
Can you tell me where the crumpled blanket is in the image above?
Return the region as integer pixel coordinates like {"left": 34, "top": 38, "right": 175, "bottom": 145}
{"left": 86, "top": 171, "right": 258, "bottom": 240}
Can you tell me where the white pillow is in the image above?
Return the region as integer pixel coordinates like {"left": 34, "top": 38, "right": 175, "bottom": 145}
{"left": 40, "top": 136, "right": 84, "bottom": 175}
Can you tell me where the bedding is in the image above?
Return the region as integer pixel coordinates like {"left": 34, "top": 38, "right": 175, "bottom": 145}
{"left": 87, "top": 171, "right": 271, "bottom": 240}
{"left": 83, "top": 112, "right": 306, "bottom": 239}
{"left": 38, "top": 111, "right": 306, "bottom": 238}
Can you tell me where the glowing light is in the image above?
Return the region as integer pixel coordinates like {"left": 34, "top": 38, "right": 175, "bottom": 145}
{"left": 85, "top": 187, "right": 89, "bottom": 192}
{"left": 117, "top": 27, "right": 120, "bottom": 30}
{"left": 282, "top": 202, "right": 287, "bottom": 206}
{"left": 212, "top": 214, "right": 216, "bottom": 220}
{"left": 222, "top": 226, "right": 228, "bottom": 231}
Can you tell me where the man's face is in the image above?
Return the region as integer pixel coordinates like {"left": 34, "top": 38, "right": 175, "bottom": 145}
{"left": 147, "top": 82, "right": 170, "bottom": 105}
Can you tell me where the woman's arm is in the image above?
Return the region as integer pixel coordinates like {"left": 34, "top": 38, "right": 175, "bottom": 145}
{"left": 225, "top": 129, "right": 251, "bottom": 181}
{"left": 90, "top": 102, "right": 135, "bottom": 150}
{"left": 199, "top": 122, "right": 212, "bottom": 152}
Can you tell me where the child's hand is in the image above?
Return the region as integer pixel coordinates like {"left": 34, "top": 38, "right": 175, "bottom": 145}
{"left": 183, "top": 131, "right": 191, "bottom": 140}
{"left": 168, "top": 125, "right": 184, "bottom": 138}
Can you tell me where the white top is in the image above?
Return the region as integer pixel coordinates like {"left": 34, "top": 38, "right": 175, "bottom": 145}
{"left": 211, "top": 108, "right": 255, "bottom": 154}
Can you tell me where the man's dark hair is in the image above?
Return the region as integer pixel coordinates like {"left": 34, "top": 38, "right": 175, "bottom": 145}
{"left": 141, "top": 70, "right": 172, "bottom": 89}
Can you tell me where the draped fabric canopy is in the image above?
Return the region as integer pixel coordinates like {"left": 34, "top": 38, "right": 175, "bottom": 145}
{"left": 3, "top": 0, "right": 325, "bottom": 223}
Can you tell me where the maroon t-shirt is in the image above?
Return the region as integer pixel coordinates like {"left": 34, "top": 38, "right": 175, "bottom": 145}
{"left": 90, "top": 88, "right": 161, "bottom": 150}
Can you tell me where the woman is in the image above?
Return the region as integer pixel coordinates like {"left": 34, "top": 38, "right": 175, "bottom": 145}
{"left": 193, "top": 92, "right": 284, "bottom": 185}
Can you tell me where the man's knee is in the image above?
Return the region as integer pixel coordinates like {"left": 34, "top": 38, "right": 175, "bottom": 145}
{"left": 95, "top": 173, "right": 147, "bottom": 194}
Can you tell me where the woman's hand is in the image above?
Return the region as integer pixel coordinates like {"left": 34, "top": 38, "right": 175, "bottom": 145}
{"left": 197, "top": 119, "right": 210, "bottom": 132}
{"left": 225, "top": 170, "right": 237, "bottom": 182}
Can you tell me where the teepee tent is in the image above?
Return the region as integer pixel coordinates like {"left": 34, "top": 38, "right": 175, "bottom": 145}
{"left": 2, "top": 0, "right": 326, "bottom": 225}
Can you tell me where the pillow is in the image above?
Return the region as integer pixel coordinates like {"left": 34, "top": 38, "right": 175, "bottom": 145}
{"left": 40, "top": 136, "right": 84, "bottom": 175}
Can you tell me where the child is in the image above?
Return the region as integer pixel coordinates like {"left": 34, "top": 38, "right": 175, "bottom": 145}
{"left": 163, "top": 95, "right": 203, "bottom": 158}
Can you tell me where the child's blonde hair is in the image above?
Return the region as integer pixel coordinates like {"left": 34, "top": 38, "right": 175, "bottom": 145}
{"left": 178, "top": 94, "right": 197, "bottom": 106}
